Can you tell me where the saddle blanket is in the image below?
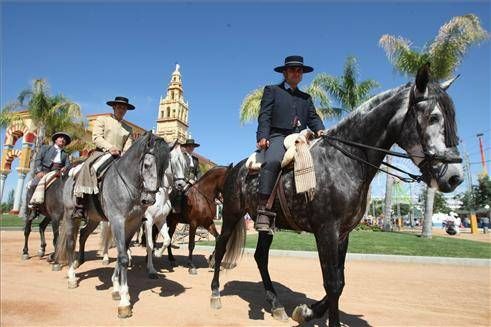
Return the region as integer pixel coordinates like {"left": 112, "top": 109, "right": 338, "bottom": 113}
{"left": 245, "top": 129, "right": 319, "bottom": 196}
{"left": 68, "top": 153, "right": 113, "bottom": 178}
{"left": 29, "top": 170, "right": 59, "bottom": 206}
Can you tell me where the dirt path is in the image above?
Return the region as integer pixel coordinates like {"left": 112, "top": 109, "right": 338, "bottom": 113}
{"left": 1, "top": 230, "right": 489, "bottom": 326}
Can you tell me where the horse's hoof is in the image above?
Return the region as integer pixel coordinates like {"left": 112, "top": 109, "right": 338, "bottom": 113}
{"left": 154, "top": 251, "right": 162, "bottom": 258}
{"left": 188, "top": 267, "right": 197, "bottom": 275}
{"left": 73, "top": 260, "right": 80, "bottom": 269}
{"left": 102, "top": 259, "right": 109, "bottom": 266}
{"left": 292, "top": 304, "right": 311, "bottom": 324}
{"left": 118, "top": 305, "right": 132, "bottom": 319}
{"left": 148, "top": 273, "right": 159, "bottom": 279}
{"left": 210, "top": 296, "right": 222, "bottom": 310}
{"left": 272, "top": 307, "right": 289, "bottom": 322}
{"left": 68, "top": 280, "right": 78, "bottom": 289}
{"left": 52, "top": 263, "right": 62, "bottom": 271}
{"left": 46, "top": 254, "right": 55, "bottom": 263}
{"left": 21, "top": 254, "right": 29, "bottom": 260}
{"left": 38, "top": 251, "right": 45, "bottom": 258}
{"left": 112, "top": 291, "right": 121, "bottom": 301}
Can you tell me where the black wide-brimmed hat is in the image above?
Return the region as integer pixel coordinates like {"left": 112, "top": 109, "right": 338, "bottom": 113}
{"left": 274, "top": 55, "right": 314, "bottom": 73}
{"left": 182, "top": 138, "right": 200, "bottom": 147}
{"left": 51, "top": 132, "right": 72, "bottom": 145}
{"left": 106, "top": 96, "right": 135, "bottom": 110}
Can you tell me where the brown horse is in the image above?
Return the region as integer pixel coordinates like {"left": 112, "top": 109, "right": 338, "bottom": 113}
{"left": 166, "top": 164, "right": 231, "bottom": 274}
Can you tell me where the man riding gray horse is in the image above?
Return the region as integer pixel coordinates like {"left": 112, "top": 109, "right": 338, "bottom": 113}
{"left": 72, "top": 96, "right": 135, "bottom": 222}
{"left": 255, "top": 55, "right": 325, "bottom": 231}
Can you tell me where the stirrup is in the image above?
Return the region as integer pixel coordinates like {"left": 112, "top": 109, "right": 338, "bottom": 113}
{"left": 255, "top": 209, "right": 276, "bottom": 232}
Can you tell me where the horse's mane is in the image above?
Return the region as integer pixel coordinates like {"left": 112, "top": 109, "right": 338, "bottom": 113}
{"left": 428, "top": 83, "right": 459, "bottom": 147}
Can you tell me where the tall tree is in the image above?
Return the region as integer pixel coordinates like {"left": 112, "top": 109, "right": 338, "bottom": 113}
{"left": 2, "top": 79, "right": 86, "bottom": 215}
{"left": 312, "top": 56, "right": 379, "bottom": 112}
{"left": 379, "top": 13, "right": 489, "bottom": 238}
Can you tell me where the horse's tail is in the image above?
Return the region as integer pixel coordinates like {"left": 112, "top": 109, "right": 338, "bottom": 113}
{"left": 55, "top": 212, "right": 80, "bottom": 264}
{"left": 222, "top": 218, "right": 246, "bottom": 270}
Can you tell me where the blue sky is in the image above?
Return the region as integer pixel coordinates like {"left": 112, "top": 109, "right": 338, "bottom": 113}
{"left": 1, "top": 1, "right": 490, "bottom": 202}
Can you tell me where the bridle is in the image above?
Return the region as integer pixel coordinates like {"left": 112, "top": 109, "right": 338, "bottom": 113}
{"left": 323, "top": 85, "right": 462, "bottom": 183}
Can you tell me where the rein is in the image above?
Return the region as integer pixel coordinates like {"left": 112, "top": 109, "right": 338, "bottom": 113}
{"left": 322, "top": 87, "right": 462, "bottom": 183}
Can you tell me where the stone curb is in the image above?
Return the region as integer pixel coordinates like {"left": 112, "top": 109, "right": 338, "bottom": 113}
{"left": 194, "top": 245, "right": 491, "bottom": 267}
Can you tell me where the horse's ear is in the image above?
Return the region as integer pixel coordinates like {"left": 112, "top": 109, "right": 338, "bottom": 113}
{"left": 415, "top": 62, "right": 430, "bottom": 94}
{"left": 440, "top": 74, "right": 460, "bottom": 91}
{"left": 169, "top": 140, "right": 178, "bottom": 151}
{"left": 227, "top": 162, "right": 233, "bottom": 169}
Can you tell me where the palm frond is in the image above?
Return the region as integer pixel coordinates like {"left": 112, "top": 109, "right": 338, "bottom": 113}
{"left": 316, "top": 107, "right": 343, "bottom": 120}
{"left": 356, "top": 80, "right": 380, "bottom": 104}
{"left": 0, "top": 102, "right": 21, "bottom": 129}
{"left": 239, "top": 87, "right": 263, "bottom": 124}
{"left": 17, "top": 89, "right": 32, "bottom": 105}
{"left": 304, "top": 81, "right": 332, "bottom": 111}
{"left": 429, "top": 14, "right": 490, "bottom": 80}
{"left": 313, "top": 73, "right": 344, "bottom": 104}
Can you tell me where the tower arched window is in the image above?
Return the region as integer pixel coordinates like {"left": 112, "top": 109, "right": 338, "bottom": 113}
{"left": 166, "top": 107, "right": 170, "bottom": 117}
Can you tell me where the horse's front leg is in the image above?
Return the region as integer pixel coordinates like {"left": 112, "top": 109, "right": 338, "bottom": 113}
{"left": 38, "top": 216, "right": 51, "bottom": 258}
{"left": 154, "top": 220, "right": 170, "bottom": 258}
{"left": 144, "top": 218, "right": 159, "bottom": 279}
{"left": 187, "top": 223, "right": 198, "bottom": 275}
{"left": 166, "top": 219, "right": 178, "bottom": 267}
{"left": 292, "top": 227, "right": 347, "bottom": 327}
{"left": 111, "top": 219, "right": 132, "bottom": 318}
{"left": 254, "top": 231, "right": 288, "bottom": 321}
{"left": 21, "top": 212, "right": 36, "bottom": 260}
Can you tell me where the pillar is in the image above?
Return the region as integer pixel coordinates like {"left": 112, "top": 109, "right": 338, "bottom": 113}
{"left": 0, "top": 173, "right": 7, "bottom": 202}
{"left": 11, "top": 172, "right": 26, "bottom": 213}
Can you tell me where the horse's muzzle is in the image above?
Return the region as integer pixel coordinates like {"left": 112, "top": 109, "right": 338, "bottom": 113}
{"left": 141, "top": 192, "right": 156, "bottom": 206}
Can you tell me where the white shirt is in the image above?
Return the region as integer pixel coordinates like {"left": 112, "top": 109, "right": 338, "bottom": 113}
{"left": 53, "top": 144, "right": 62, "bottom": 163}
{"left": 186, "top": 153, "right": 194, "bottom": 167}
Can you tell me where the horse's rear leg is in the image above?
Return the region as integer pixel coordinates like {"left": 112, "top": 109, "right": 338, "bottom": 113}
{"left": 76, "top": 219, "right": 99, "bottom": 267}
{"left": 254, "top": 231, "right": 288, "bottom": 321}
{"left": 154, "top": 220, "right": 170, "bottom": 258}
{"left": 292, "top": 230, "right": 347, "bottom": 326}
{"left": 22, "top": 213, "right": 36, "bottom": 260}
{"left": 38, "top": 216, "right": 51, "bottom": 258}
{"left": 187, "top": 224, "right": 197, "bottom": 275}
{"left": 48, "top": 217, "right": 60, "bottom": 264}
{"left": 210, "top": 214, "right": 243, "bottom": 310}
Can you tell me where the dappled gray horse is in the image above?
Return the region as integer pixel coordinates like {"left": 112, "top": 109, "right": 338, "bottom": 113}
{"left": 210, "top": 65, "right": 464, "bottom": 326}
{"left": 56, "top": 132, "right": 169, "bottom": 318}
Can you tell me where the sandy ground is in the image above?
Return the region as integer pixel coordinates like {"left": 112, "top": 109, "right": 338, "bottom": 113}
{"left": 1, "top": 230, "right": 490, "bottom": 327}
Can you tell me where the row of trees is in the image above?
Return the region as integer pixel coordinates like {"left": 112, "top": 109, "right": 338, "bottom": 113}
{"left": 239, "top": 14, "right": 489, "bottom": 238}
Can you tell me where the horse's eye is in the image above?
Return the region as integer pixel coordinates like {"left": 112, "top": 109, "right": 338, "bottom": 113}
{"left": 429, "top": 114, "right": 440, "bottom": 125}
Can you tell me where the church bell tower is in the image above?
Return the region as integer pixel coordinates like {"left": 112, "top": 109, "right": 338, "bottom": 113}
{"left": 156, "top": 64, "right": 189, "bottom": 143}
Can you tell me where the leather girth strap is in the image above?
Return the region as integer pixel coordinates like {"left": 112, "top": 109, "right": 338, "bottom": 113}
{"left": 265, "top": 173, "right": 303, "bottom": 232}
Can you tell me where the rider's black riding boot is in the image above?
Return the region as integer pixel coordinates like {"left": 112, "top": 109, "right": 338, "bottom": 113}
{"left": 73, "top": 196, "right": 87, "bottom": 226}
{"left": 255, "top": 194, "right": 276, "bottom": 232}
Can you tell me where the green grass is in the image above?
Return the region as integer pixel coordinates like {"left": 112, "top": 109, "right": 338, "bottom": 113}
{"left": 0, "top": 213, "right": 39, "bottom": 228}
{"left": 201, "top": 230, "right": 491, "bottom": 259}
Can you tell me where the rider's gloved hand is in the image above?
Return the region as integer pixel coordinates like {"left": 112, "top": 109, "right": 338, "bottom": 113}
{"left": 257, "top": 138, "right": 270, "bottom": 150}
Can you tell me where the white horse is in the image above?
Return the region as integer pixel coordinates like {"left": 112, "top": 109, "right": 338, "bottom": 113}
{"left": 99, "top": 143, "right": 188, "bottom": 278}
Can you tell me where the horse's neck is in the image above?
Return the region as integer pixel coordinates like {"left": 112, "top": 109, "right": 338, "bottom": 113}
{"left": 194, "top": 171, "right": 219, "bottom": 198}
{"left": 326, "top": 86, "right": 410, "bottom": 180}
{"left": 113, "top": 152, "right": 141, "bottom": 185}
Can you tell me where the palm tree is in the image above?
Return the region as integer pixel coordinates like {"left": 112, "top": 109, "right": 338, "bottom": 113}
{"left": 239, "top": 77, "right": 341, "bottom": 124}
{"left": 379, "top": 13, "right": 489, "bottom": 238}
{"left": 312, "top": 56, "right": 379, "bottom": 112}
